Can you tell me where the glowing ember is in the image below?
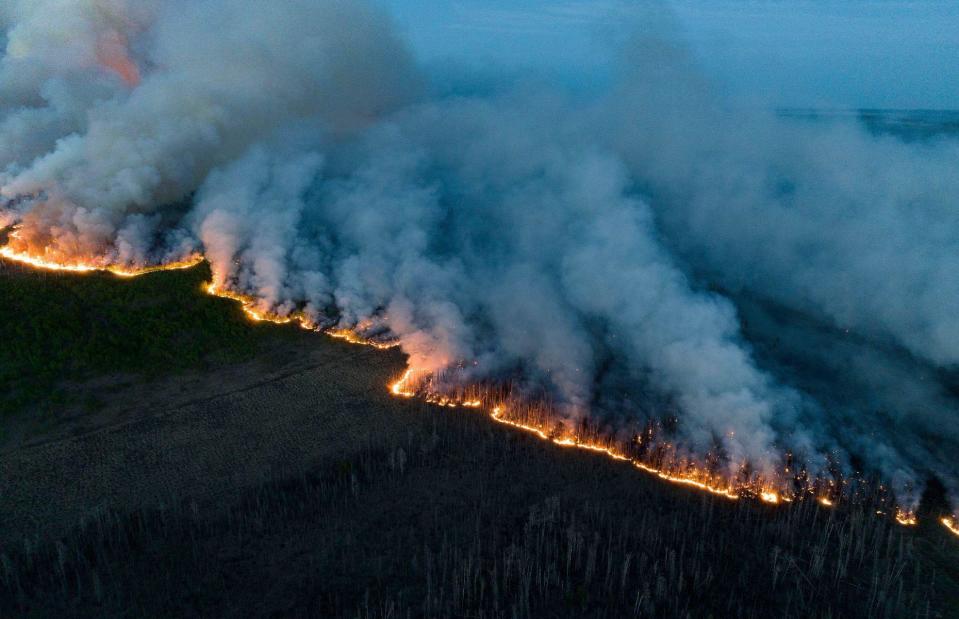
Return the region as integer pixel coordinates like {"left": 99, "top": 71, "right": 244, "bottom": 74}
{"left": 895, "top": 509, "right": 918, "bottom": 526}
{"left": 942, "top": 517, "right": 959, "bottom": 537}
{"left": 818, "top": 497, "right": 834, "bottom": 507}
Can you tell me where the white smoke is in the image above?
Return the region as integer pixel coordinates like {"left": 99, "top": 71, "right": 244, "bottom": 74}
{"left": 1, "top": 1, "right": 956, "bottom": 505}
{"left": 2, "top": 0, "right": 418, "bottom": 263}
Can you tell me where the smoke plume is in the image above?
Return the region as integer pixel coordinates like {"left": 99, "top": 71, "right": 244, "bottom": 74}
{"left": 2, "top": 1, "right": 956, "bottom": 509}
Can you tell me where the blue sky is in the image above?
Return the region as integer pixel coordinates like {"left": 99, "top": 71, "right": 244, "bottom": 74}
{"left": 378, "top": 1, "right": 959, "bottom": 109}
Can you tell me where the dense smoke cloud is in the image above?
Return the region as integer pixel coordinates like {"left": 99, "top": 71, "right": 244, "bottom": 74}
{"left": 1, "top": 1, "right": 956, "bottom": 507}
{"left": 1, "top": 0, "right": 418, "bottom": 263}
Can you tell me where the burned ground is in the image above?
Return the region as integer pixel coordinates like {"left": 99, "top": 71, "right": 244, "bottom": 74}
{"left": 1, "top": 262, "right": 957, "bottom": 617}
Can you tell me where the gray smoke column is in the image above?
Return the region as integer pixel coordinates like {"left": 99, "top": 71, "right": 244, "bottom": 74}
{"left": 1, "top": 0, "right": 418, "bottom": 264}
{"left": 1, "top": 1, "right": 956, "bottom": 509}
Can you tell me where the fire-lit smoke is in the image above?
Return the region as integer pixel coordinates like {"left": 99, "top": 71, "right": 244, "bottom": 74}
{"left": 95, "top": 29, "right": 139, "bottom": 87}
{"left": 1, "top": 1, "right": 958, "bottom": 523}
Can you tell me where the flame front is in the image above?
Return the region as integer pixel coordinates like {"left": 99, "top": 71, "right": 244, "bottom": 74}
{"left": 0, "top": 244, "right": 950, "bottom": 532}
{"left": 0, "top": 245, "right": 203, "bottom": 277}
{"left": 204, "top": 283, "right": 300, "bottom": 325}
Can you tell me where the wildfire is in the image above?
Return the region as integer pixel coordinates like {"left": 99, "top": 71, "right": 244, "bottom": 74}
{"left": 329, "top": 328, "right": 399, "bottom": 350}
{"left": 488, "top": 404, "right": 746, "bottom": 500}
{"left": 634, "top": 460, "right": 741, "bottom": 500}
{"left": 760, "top": 491, "right": 780, "bottom": 505}
{"left": 203, "top": 283, "right": 405, "bottom": 346}
{"left": 895, "top": 509, "right": 918, "bottom": 527}
{"left": 0, "top": 245, "right": 203, "bottom": 277}
{"left": 204, "top": 283, "right": 303, "bottom": 325}
{"left": 390, "top": 369, "right": 417, "bottom": 398}
{"left": 0, "top": 244, "right": 951, "bottom": 533}
{"left": 389, "top": 369, "right": 481, "bottom": 406}
{"left": 378, "top": 349, "right": 946, "bottom": 522}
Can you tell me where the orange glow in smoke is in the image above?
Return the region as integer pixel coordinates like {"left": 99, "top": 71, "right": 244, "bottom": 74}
{"left": 96, "top": 31, "right": 141, "bottom": 87}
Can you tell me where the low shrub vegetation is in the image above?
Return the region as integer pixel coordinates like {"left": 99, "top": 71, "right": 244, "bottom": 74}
{"left": 0, "top": 261, "right": 277, "bottom": 417}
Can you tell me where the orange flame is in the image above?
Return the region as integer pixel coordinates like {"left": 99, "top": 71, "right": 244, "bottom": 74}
{"left": 760, "top": 491, "right": 780, "bottom": 505}
{"left": 204, "top": 283, "right": 300, "bottom": 325}
{"left": 0, "top": 244, "right": 948, "bottom": 531}
{"left": 488, "top": 404, "right": 747, "bottom": 500}
{"left": 0, "top": 245, "right": 202, "bottom": 277}
{"left": 329, "top": 328, "right": 399, "bottom": 350}
{"left": 390, "top": 368, "right": 416, "bottom": 398}
{"left": 895, "top": 508, "right": 918, "bottom": 526}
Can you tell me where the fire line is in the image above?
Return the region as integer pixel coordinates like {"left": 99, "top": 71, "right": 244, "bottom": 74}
{"left": 1, "top": 246, "right": 953, "bottom": 536}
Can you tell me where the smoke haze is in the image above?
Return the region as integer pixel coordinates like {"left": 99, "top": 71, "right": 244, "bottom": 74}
{"left": 1, "top": 1, "right": 956, "bottom": 509}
